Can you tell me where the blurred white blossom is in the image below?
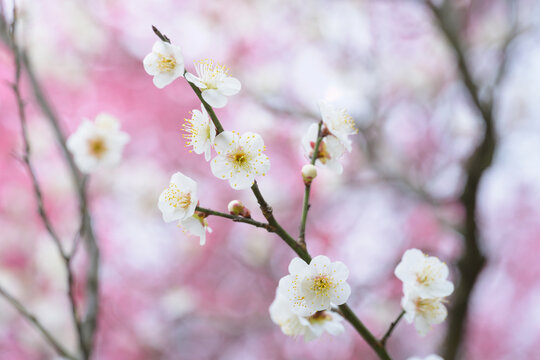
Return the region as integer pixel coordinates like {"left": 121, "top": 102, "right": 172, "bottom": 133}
{"left": 402, "top": 290, "right": 448, "bottom": 336}
{"left": 302, "top": 123, "right": 345, "bottom": 173}
{"left": 67, "top": 113, "right": 130, "bottom": 173}
{"left": 319, "top": 100, "right": 357, "bottom": 152}
{"left": 395, "top": 248, "right": 454, "bottom": 299}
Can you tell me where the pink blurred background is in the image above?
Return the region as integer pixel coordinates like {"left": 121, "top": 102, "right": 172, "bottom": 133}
{"left": 1, "top": 0, "right": 540, "bottom": 359}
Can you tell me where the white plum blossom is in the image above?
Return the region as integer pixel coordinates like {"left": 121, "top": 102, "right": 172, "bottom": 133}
{"left": 395, "top": 248, "right": 454, "bottom": 299}
{"left": 402, "top": 290, "right": 448, "bottom": 336}
{"left": 185, "top": 59, "right": 241, "bottom": 108}
{"left": 269, "top": 291, "right": 345, "bottom": 342}
{"left": 302, "top": 123, "right": 345, "bottom": 173}
{"left": 407, "top": 355, "right": 444, "bottom": 360}
{"left": 182, "top": 106, "right": 216, "bottom": 161}
{"left": 319, "top": 100, "right": 358, "bottom": 152}
{"left": 158, "top": 172, "right": 198, "bottom": 223}
{"left": 67, "top": 113, "right": 130, "bottom": 174}
{"left": 211, "top": 131, "right": 270, "bottom": 190}
{"left": 278, "top": 255, "right": 351, "bottom": 317}
{"left": 143, "top": 40, "right": 184, "bottom": 89}
{"left": 179, "top": 213, "right": 212, "bottom": 246}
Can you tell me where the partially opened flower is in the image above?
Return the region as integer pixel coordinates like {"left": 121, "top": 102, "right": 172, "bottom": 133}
{"left": 402, "top": 290, "right": 447, "bottom": 336}
{"left": 179, "top": 212, "right": 212, "bottom": 246}
{"left": 158, "top": 172, "right": 198, "bottom": 222}
{"left": 182, "top": 106, "right": 216, "bottom": 161}
{"left": 185, "top": 59, "right": 241, "bottom": 108}
{"left": 278, "top": 255, "right": 351, "bottom": 317}
{"left": 302, "top": 123, "right": 345, "bottom": 174}
{"left": 211, "top": 131, "right": 270, "bottom": 190}
{"left": 143, "top": 40, "right": 184, "bottom": 89}
{"left": 67, "top": 113, "right": 130, "bottom": 174}
{"left": 319, "top": 100, "right": 358, "bottom": 152}
{"left": 269, "top": 291, "right": 345, "bottom": 342}
{"left": 395, "top": 248, "right": 454, "bottom": 299}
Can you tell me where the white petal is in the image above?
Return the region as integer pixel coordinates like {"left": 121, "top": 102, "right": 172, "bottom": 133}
{"left": 310, "top": 255, "right": 331, "bottom": 274}
{"left": 211, "top": 156, "right": 234, "bottom": 180}
{"left": 213, "top": 131, "right": 237, "bottom": 154}
{"left": 288, "top": 257, "right": 308, "bottom": 275}
{"left": 324, "top": 320, "right": 345, "bottom": 336}
{"left": 185, "top": 72, "right": 206, "bottom": 88}
{"left": 228, "top": 172, "right": 255, "bottom": 190}
{"left": 202, "top": 89, "right": 228, "bottom": 108}
{"left": 219, "top": 77, "right": 241, "bottom": 96}
{"left": 143, "top": 53, "right": 160, "bottom": 75}
{"left": 239, "top": 132, "right": 264, "bottom": 152}
{"left": 330, "top": 282, "right": 350, "bottom": 305}
{"left": 153, "top": 72, "right": 177, "bottom": 89}
{"left": 330, "top": 261, "right": 349, "bottom": 281}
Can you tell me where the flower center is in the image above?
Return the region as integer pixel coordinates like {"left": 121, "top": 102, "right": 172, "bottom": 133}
{"left": 308, "top": 311, "right": 332, "bottom": 324}
{"left": 158, "top": 54, "right": 177, "bottom": 72}
{"left": 311, "top": 275, "right": 333, "bottom": 297}
{"left": 164, "top": 184, "right": 191, "bottom": 209}
{"left": 416, "top": 265, "right": 437, "bottom": 286}
{"left": 415, "top": 298, "right": 441, "bottom": 315}
{"left": 228, "top": 148, "right": 251, "bottom": 170}
{"left": 310, "top": 141, "right": 331, "bottom": 164}
{"left": 88, "top": 137, "right": 107, "bottom": 158}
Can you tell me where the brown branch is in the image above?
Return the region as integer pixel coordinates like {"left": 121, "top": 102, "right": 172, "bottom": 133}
{"left": 426, "top": 2, "right": 496, "bottom": 359}
{"left": 196, "top": 206, "right": 274, "bottom": 231}
{"left": 1, "top": 7, "right": 100, "bottom": 359}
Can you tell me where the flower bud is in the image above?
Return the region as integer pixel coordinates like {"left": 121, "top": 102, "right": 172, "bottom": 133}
{"left": 301, "top": 164, "right": 318, "bottom": 185}
{"left": 228, "top": 200, "right": 251, "bottom": 218}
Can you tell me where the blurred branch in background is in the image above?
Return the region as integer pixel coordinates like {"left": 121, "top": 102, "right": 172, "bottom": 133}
{"left": 423, "top": 0, "right": 523, "bottom": 357}
{"left": 0, "top": 3, "right": 100, "bottom": 359}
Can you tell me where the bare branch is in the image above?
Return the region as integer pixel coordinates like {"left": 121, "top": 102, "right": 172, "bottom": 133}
{"left": 0, "top": 285, "right": 78, "bottom": 360}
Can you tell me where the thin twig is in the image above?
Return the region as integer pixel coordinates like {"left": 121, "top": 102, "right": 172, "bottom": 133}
{"left": 380, "top": 310, "right": 405, "bottom": 348}
{"left": 0, "top": 285, "right": 78, "bottom": 360}
{"left": 154, "top": 25, "right": 392, "bottom": 360}
{"left": 196, "top": 206, "right": 274, "bottom": 231}
{"left": 426, "top": 2, "right": 495, "bottom": 359}
{"left": 298, "top": 120, "right": 323, "bottom": 248}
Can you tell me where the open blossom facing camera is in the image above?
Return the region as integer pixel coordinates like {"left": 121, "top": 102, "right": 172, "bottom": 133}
{"left": 179, "top": 212, "right": 212, "bottom": 246}
{"left": 302, "top": 123, "right": 345, "bottom": 173}
{"left": 269, "top": 291, "right": 345, "bottom": 342}
{"left": 395, "top": 248, "right": 454, "bottom": 299}
{"left": 402, "top": 290, "right": 448, "bottom": 336}
{"left": 67, "top": 113, "right": 130, "bottom": 174}
{"left": 182, "top": 106, "right": 216, "bottom": 161}
{"left": 185, "top": 59, "right": 241, "bottom": 108}
{"left": 143, "top": 40, "right": 184, "bottom": 89}
{"left": 211, "top": 131, "right": 270, "bottom": 190}
{"left": 319, "top": 100, "right": 358, "bottom": 152}
{"left": 158, "top": 172, "right": 198, "bottom": 222}
{"left": 278, "top": 256, "right": 351, "bottom": 317}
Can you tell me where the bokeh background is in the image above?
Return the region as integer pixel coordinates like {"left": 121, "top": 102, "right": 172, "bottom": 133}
{"left": 1, "top": 0, "right": 540, "bottom": 359}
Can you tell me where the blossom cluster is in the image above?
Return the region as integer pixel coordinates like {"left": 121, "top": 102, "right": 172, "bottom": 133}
{"left": 269, "top": 255, "right": 351, "bottom": 341}
{"left": 395, "top": 248, "right": 454, "bottom": 336}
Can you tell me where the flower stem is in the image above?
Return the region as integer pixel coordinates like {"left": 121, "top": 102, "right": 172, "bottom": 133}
{"left": 181, "top": 50, "right": 391, "bottom": 360}
{"left": 196, "top": 206, "right": 273, "bottom": 230}
{"left": 380, "top": 310, "right": 405, "bottom": 347}
{"left": 298, "top": 120, "right": 323, "bottom": 248}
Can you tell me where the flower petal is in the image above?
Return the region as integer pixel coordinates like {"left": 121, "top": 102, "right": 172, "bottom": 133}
{"left": 202, "top": 89, "right": 228, "bottom": 108}
{"left": 219, "top": 77, "right": 241, "bottom": 96}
